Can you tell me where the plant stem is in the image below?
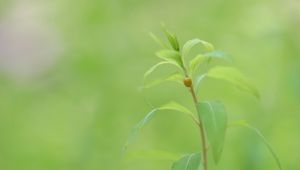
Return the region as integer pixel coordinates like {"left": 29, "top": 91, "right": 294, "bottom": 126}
{"left": 189, "top": 82, "right": 208, "bottom": 170}
{"left": 182, "top": 67, "right": 208, "bottom": 169}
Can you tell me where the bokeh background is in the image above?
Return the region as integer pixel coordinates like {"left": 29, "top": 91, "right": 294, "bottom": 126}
{"left": 0, "top": 0, "right": 299, "bottom": 169}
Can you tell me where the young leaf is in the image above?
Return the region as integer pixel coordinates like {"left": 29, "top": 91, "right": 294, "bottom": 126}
{"left": 143, "top": 72, "right": 184, "bottom": 89}
{"left": 166, "top": 73, "right": 185, "bottom": 83}
{"left": 149, "top": 32, "right": 169, "bottom": 49}
{"left": 160, "top": 101, "right": 194, "bottom": 116}
{"left": 156, "top": 50, "right": 184, "bottom": 68}
{"left": 171, "top": 153, "right": 202, "bottom": 170}
{"left": 228, "top": 120, "right": 282, "bottom": 170}
{"left": 197, "top": 101, "right": 227, "bottom": 164}
{"left": 124, "top": 101, "right": 196, "bottom": 151}
{"left": 162, "top": 25, "right": 180, "bottom": 51}
{"left": 144, "top": 61, "right": 182, "bottom": 81}
{"left": 194, "top": 74, "right": 207, "bottom": 94}
{"left": 182, "top": 39, "right": 214, "bottom": 62}
{"left": 126, "top": 150, "right": 182, "bottom": 161}
{"left": 189, "top": 54, "right": 209, "bottom": 75}
{"left": 203, "top": 50, "right": 232, "bottom": 63}
{"left": 207, "top": 66, "right": 260, "bottom": 98}
{"left": 159, "top": 101, "right": 199, "bottom": 123}
{"left": 189, "top": 51, "right": 231, "bottom": 76}
{"left": 124, "top": 109, "right": 158, "bottom": 151}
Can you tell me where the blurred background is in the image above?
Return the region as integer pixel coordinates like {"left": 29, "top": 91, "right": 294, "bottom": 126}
{"left": 0, "top": 0, "right": 299, "bottom": 169}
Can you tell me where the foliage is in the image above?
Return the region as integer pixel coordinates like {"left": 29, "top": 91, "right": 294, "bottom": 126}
{"left": 125, "top": 26, "right": 282, "bottom": 170}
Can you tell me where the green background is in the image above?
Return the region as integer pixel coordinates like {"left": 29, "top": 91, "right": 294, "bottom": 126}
{"left": 0, "top": 0, "right": 299, "bottom": 169}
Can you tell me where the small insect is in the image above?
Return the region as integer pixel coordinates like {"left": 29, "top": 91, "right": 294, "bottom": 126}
{"left": 183, "top": 77, "right": 192, "bottom": 87}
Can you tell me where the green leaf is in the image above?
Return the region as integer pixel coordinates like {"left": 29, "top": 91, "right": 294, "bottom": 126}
{"left": 126, "top": 150, "right": 182, "bottom": 161}
{"left": 207, "top": 66, "right": 260, "bottom": 98}
{"left": 156, "top": 50, "right": 184, "bottom": 68}
{"left": 124, "top": 101, "right": 196, "bottom": 151}
{"left": 162, "top": 25, "right": 180, "bottom": 51}
{"left": 189, "top": 54, "right": 209, "bottom": 75}
{"left": 159, "top": 101, "right": 198, "bottom": 123}
{"left": 189, "top": 51, "right": 231, "bottom": 76}
{"left": 228, "top": 120, "right": 282, "bottom": 170}
{"left": 166, "top": 73, "right": 184, "bottom": 83}
{"left": 203, "top": 50, "right": 232, "bottom": 63}
{"left": 144, "top": 61, "right": 181, "bottom": 81}
{"left": 143, "top": 72, "right": 184, "bottom": 89}
{"left": 196, "top": 101, "right": 227, "bottom": 164}
{"left": 149, "top": 32, "right": 169, "bottom": 49}
{"left": 182, "top": 39, "right": 214, "bottom": 61}
{"left": 171, "top": 153, "right": 202, "bottom": 170}
{"left": 160, "top": 101, "right": 194, "bottom": 116}
{"left": 194, "top": 74, "right": 207, "bottom": 94}
{"left": 124, "top": 109, "right": 158, "bottom": 151}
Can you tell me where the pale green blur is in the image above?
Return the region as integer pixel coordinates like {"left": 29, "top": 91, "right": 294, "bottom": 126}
{"left": 0, "top": 0, "right": 299, "bottom": 170}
